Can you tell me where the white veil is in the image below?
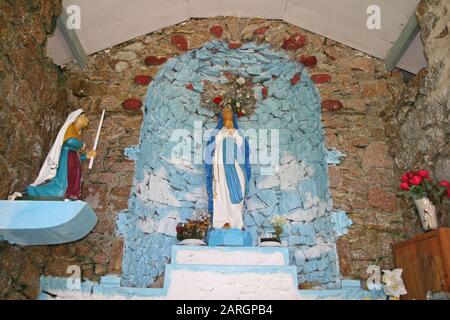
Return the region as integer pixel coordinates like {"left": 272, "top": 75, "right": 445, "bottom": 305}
{"left": 31, "top": 109, "right": 84, "bottom": 186}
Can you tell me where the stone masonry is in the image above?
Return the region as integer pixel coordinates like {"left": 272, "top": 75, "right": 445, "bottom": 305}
{"left": 385, "top": 0, "right": 449, "bottom": 230}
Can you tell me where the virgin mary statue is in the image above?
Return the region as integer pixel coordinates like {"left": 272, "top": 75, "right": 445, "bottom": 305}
{"left": 205, "top": 108, "right": 251, "bottom": 229}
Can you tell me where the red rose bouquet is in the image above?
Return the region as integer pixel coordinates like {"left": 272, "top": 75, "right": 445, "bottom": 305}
{"left": 398, "top": 169, "right": 449, "bottom": 202}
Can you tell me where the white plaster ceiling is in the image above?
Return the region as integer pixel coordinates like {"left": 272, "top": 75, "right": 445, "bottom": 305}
{"left": 46, "top": 0, "right": 427, "bottom": 74}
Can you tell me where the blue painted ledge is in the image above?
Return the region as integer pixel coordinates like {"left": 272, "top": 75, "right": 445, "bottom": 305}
{"left": 0, "top": 200, "right": 97, "bottom": 246}
{"left": 39, "top": 275, "right": 386, "bottom": 300}
{"left": 207, "top": 229, "right": 253, "bottom": 247}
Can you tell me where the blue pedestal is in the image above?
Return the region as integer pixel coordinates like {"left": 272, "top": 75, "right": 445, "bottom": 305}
{"left": 207, "top": 229, "right": 253, "bottom": 247}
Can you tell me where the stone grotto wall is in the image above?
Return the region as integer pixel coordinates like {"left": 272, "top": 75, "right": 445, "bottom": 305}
{"left": 385, "top": 0, "right": 450, "bottom": 231}
{"left": 0, "top": 0, "right": 77, "bottom": 299}
{"left": 1, "top": 16, "right": 411, "bottom": 299}
{"left": 117, "top": 40, "right": 343, "bottom": 289}
{"left": 0, "top": 0, "right": 68, "bottom": 199}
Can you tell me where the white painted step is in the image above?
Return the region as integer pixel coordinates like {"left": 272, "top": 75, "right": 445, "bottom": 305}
{"left": 164, "top": 264, "right": 299, "bottom": 300}
{"left": 172, "top": 246, "right": 290, "bottom": 266}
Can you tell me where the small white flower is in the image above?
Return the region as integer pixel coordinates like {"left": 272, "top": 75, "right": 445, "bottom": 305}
{"left": 271, "top": 215, "right": 287, "bottom": 228}
{"left": 382, "top": 269, "right": 407, "bottom": 298}
{"left": 236, "top": 102, "right": 241, "bottom": 108}
{"left": 237, "top": 77, "right": 246, "bottom": 85}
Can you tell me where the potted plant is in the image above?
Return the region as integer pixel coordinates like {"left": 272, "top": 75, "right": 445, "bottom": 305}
{"left": 176, "top": 210, "right": 210, "bottom": 246}
{"left": 398, "top": 170, "right": 450, "bottom": 231}
{"left": 259, "top": 215, "right": 287, "bottom": 246}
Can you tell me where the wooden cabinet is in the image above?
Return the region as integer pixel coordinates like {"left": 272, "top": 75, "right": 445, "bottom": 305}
{"left": 393, "top": 228, "right": 450, "bottom": 300}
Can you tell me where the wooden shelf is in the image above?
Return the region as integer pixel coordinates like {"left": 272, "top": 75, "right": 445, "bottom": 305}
{"left": 393, "top": 228, "right": 450, "bottom": 300}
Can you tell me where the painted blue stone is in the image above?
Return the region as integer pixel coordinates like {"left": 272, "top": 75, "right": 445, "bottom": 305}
{"left": 124, "top": 145, "right": 140, "bottom": 161}
{"left": 226, "top": 58, "right": 241, "bottom": 68}
{"left": 304, "top": 260, "right": 318, "bottom": 273}
{"left": 253, "top": 72, "right": 272, "bottom": 83}
{"left": 288, "top": 236, "right": 306, "bottom": 246}
{"left": 331, "top": 210, "right": 353, "bottom": 237}
{"left": 207, "top": 229, "right": 253, "bottom": 247}
{"left": 253, "top": 86, "right": 264, "bottom": 101}
{"left": 279, "top": 191, "right": 302, "bottom": 213}
{"left": 327, "top": 148, "right": 347, "bottom": 165}
{"left": 256, "top": 189, "right": 278, "bottom": 207}
{"left": 294, "top": 223, "right": 316, "bottom": 237}
{"left": 250, "top": 212, "right": 266, "bottom": 227}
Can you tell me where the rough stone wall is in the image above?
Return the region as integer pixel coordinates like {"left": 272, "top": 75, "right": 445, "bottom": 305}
{"left": 385, "top": 0, "right": 450, "bottom": 231}
{"left": 0, "top": 0, "right": 69, "bottom": 199}
{"left": 1, "top": 16, "right": 410, "bottom": 299}
{"left": 0, "top": 0, "right": 78, "bottom": 299}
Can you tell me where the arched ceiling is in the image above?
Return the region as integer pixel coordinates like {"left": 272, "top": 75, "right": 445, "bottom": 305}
{"left": 47, "top": 0, "right": 427, "bottom": 74}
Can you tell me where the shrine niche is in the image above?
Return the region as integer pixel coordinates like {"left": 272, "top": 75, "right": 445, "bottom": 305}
{"left": 117, "top": 40, "right": 347, "bottom": 289}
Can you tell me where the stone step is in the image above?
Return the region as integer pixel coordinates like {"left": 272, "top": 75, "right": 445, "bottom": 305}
{"left": 40, "top": 275, "right": 386, "bottom": 300}
{"left": 164, "top": 264, "right": 299, "bottom": 300}
{"left": 171, "top": 246, "right": 290, "bottom": 266}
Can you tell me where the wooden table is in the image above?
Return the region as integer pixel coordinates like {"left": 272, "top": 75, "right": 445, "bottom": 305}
{"left": 393, "top": 228, "right": 450, "bottom": 300}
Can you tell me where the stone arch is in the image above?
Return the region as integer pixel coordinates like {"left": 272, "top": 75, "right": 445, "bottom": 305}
{"left": 118, "top": 40, "right": 342, "bottom": 288}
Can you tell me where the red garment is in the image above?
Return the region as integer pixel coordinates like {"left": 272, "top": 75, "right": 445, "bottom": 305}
{"left": 64, "top": 151, "right": 82, "bottom": 200}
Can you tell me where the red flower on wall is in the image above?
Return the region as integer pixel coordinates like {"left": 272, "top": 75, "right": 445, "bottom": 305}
{"left": 122, "top": 98, "right": 142, "bottom": 111}
{"left": 134, "top": 75, "right": 152, "bottom": 86}
{"left": 213, "top": 96, "right": 223, "bottom": 105}
{"left": 322, "top": 100, "right": 344, "bottom": 112}
{"left": 311, "top": 74, "right": 332, "bottom": 84}
{"left": 300, "top": 55, "right": 318, "bottom": 68}
{"left": 210, "top": 26, "right": 224, "bottom": 38}
{"left": 253, "top": 26, "right": 269, "bottom": 36}
{"left": 171, "top": 35, "right": 189, "bottom": 51}
{"left": 228, "top": 42, "right": 242, "bottom": 49}
{"left": 291, "top": 73, "right": 301, "bottom": 85}
{"left": 282, "top": 33, "right": 306, "bottom": 51}
{"left": 185, "top": 83, "right": 194, "bottom": 91}
{"left": 145, "top": 56, "right": 167, "bottom": 66}
{"left": 262, "top": 87, "right": 269, "bottom": 98}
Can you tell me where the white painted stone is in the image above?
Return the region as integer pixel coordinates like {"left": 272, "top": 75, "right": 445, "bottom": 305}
{"left": 114, "top": 61, "right": 129, "bottom": 72}
{"left": 182, "top": 187, "right": 205, "bottom": 202}
{"left": 246, "top": 197, "right": 267, "bottom": 212}
{"left": 174, "top": 249, "right": 287, "bottom": 266}
{"left": 114, "top": 51, "right": 138, "bottom": 61}
{"left": 294, "top": 249, "right": 306, "bottom": 265}
{"left": 166, "top": 269, "right": 299, "bottom": 300}
{"left": 286, "top": 207, "right": 318, "bottom": 222}
{"left": 303, "top": 193, "right": 320, "bottom": 210}
{"left": 256, "top": 175, "right": 280, "bottom": 190}
{"left": 278, "top": 158, "right": 312, "bottom": 191}
{"left": 137, "top": 168, "right": 182, "bottom": 207}
{"left": 303, "top": 242, "right": 334, "bottom": 260}
{"left": 123, "top": 42, "right": 145, "bottom": 52}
